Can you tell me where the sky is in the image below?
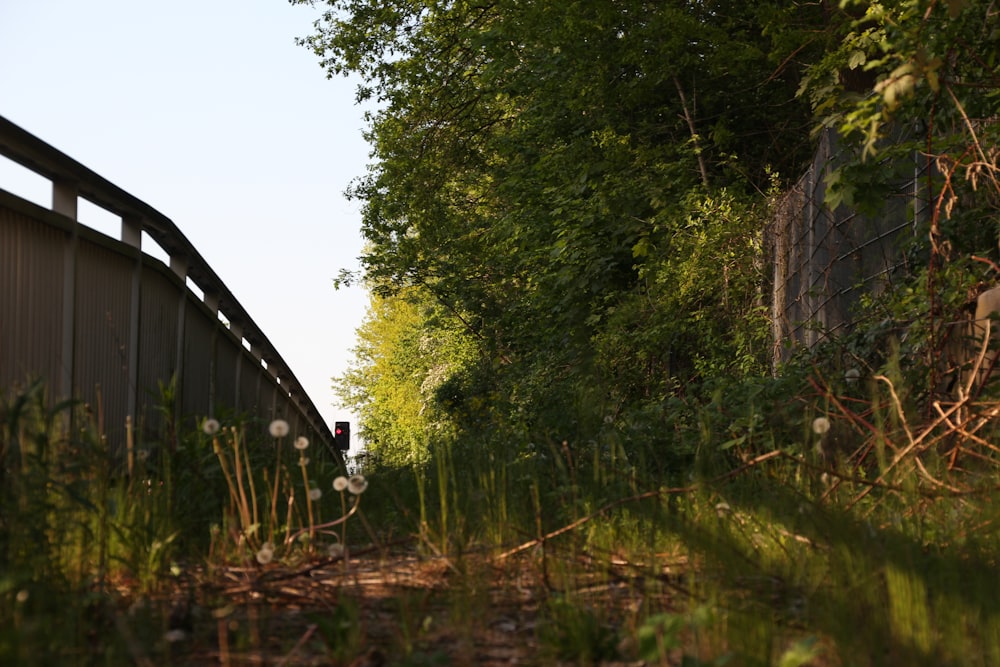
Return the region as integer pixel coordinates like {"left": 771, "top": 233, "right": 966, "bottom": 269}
{"left": 0, "top": 1, "right": 372, "bottom": 444}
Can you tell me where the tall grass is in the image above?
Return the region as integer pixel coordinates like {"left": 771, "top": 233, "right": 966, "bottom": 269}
{"left": 0, "top": 381, "right": 181, "bottom": 662}
{"left": 0, "top": 380, "right": 362, "bottom": 664}
{"left": 353, "top": 365, "right": 1000, "bottom": 666}
{"left": 3, "top": 364, "right": 1000, "bottom": 665}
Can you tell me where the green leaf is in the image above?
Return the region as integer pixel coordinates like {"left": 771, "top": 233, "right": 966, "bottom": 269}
{"left": 847, "top": 49, "right": 867, "bottom": 70}
{"left": 777, "top": 637, "right": 822, "bottom": 667}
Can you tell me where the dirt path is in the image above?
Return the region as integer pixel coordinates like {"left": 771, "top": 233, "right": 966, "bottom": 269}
{"left": 145, "top": 544, "right": 662, "bottom": 666}
{"left": 164, "top": 549, "right": 543, "bottom": 665}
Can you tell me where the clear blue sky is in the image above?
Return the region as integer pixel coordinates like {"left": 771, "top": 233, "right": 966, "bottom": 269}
{"left": 0, "top": 1, "right": 371, "bottom": 438}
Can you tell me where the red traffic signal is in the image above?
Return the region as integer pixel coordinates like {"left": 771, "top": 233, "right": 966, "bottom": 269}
{"left": 334, "top": 421, "right": 350, "bottom": 450}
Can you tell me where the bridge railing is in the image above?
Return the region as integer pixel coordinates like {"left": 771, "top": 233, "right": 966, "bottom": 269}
{"left": 0, "top": 115, "right": 336, "bottom": 455}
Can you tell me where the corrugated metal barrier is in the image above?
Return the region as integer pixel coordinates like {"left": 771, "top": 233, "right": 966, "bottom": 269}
{"left": 0, "top": 115, "right": 336, "bottom": 457}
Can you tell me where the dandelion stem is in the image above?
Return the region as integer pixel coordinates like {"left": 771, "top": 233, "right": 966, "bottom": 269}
{"left": 287, "top": 496, "right": 360, "bottom": 544}
{"left": 231, "top": 429, "right": 252, "bottom": 536}
{"left": 240, "top": 426, "right": 259, "bottom": 531}
{"left": 270, "top": 441, "right": 283, "bottom": 538}
{"left": 284, "top": 494, "right": 295, "bottom": 546}
{"left": 339, "top": 492, "right": 347, "bottom": 548}
{"left": 212, "top": 436, "right": 240, "bottom": 518}
{"left": 300, "top": 460, "right": 315, "bottom": 544}
{"left": 263, "top": 468, "right": 275, "bottom": 544}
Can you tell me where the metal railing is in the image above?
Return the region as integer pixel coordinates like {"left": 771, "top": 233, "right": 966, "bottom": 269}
{"left": 0, "top": 115, "right": 336, "bottom": 454}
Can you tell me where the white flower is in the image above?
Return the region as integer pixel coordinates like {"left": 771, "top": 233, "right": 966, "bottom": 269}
{"left": 812, "top": 416, "right": 831, "bottom": 435}
{"left": 294, "top": 436, "right": 310, "bottom": 450}
{"left": 327, "top": 542, "right": 344, "bottom": 558}
{"left": 203, "top": 418, "right": 220, "bottom": 435}
{"left": 347, "top": 474, "right": 368, "bottom": 495}
{"left": 333, "top": 476, "right": 349, "bottom": 492}
{"left": 309, "top": 488, "right": 322, "bottom": 501}
{"left": 269, "top": 419, "right": 290, "bottom": 438}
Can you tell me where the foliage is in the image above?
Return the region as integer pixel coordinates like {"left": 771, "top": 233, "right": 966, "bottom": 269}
{"left": 0, "top": 381, "right": 180, "bottom": 662}
{"left": 800, "top": 0, "right": 1000, "bottom": 158}
{"left": 799, "top": 0, "right": 1000, "bottom": 251}
{"left": 796, "top": 0, "right": 1000, "bottom": 405}
{"left": 335, "top": 287, "right": 480, "bottom": 466}
{"left": 302, "top": 0, "right": 830, "bottom": 461}
{"left": 299, "top": 4, "right": 1000, "bottom": 660}
{"left": 538, "top": 594, "right": 619, "bottom": 663}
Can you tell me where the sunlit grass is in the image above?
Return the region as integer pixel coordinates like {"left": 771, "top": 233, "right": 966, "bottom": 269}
{"left": 2, "top": 373, "right": 1000, "bottom": 665}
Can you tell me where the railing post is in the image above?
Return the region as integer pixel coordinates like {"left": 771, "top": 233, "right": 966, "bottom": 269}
{"left": 230, "top": 322, "right": 244, "bottom": 410}
{"left": 203, "top": 292, "right": 220, "bottom": 313}
{"left": 52, "top": 178, "right": 78, "bottom": 219}
{"left": 170, "top": 255, "right": 188, "bottom": 446}
{"left": 251, "top": 340, "right": 264, "bottom": 415}
{"left": 121, "top": 216, "right": 142, "bottom": 249}
{"left": 54, "top": 178, "right": 78, "bottom": 402}
{"left": 203, "top": 292, "right": 220, "bottom": 416}
{"left": 124, "top": 215, "right": 142, "bottom": 429}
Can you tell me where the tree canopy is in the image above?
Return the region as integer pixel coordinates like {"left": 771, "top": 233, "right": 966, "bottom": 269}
{"left": 298, "top": 0, "right": 1000, "bottom": 466}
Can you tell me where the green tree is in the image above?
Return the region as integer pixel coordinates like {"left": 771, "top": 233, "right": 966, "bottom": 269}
{"left": 336, "top": 288, "right": 478, "bottom": 466}
{"left": 301, "top": 0, "right": 828, "bottom": 460}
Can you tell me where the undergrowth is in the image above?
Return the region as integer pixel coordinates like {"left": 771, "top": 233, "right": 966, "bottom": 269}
{"left": 2, "top": 359, "right": 999, "bottom": 665}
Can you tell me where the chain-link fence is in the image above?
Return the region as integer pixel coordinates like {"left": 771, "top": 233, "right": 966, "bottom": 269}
{"left": 769, "top": 128, "right": 933, "bottom": 367}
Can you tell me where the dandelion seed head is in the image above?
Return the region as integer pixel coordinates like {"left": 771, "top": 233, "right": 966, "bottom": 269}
{"left": 333, "top": 476, "right": 349, "bottom": 492}
{"left": 203, "top": 418, "right": 220, "bottom": 435}
{"left": 163, "top": 629, "right": 188, "bottom": 643}
{"left": 269, "top": 419, "right": 290, "bottom": 438}
{"left": 812, "top": 416, "right": 831, "bottom": 435}
{"left": 294, "top": 436, "right": 309, "bottom": 450}
{"left": 309, "top": 488, "right": 322, "bottom": 501}
{"left": 347, "top": 474, "right": 368, "bottom": 495}
{"left": 256, "top": 547, "right": 274, "bottom": 565}
{"left": 327, "top": 542, "right": 344, "bottom": 558}
{"left": 845, "top": 368, "right": 860, "bottom": 383}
